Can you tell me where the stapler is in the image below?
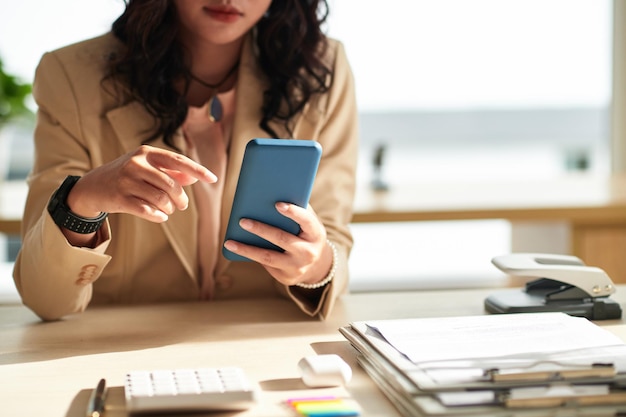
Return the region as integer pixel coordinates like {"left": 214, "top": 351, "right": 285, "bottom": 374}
{"left": 484, "top": 253, "right": 622, "bottom": 320}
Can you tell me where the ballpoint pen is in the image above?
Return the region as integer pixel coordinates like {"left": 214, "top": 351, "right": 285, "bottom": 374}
{"left": 86, "top": 378, "right": 107, "bottom": 417}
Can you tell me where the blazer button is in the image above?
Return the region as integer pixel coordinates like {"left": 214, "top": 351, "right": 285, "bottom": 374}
{"left": 75, "top": 264, "right": 97, "bottom": 285}
{"left": 75, "top": 277, "right": 91, "bottom": 286}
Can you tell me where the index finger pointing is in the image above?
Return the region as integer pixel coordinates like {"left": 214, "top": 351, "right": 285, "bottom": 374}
{"left": 147, "top": 148, "right": 217, "bottom": 183}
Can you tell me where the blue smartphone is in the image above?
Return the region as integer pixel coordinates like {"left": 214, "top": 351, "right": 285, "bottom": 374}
{"left": 222, "top": 138, "right": 323, "bottom": 261}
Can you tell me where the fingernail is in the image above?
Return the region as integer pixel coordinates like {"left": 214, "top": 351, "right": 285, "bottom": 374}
{"left": 239, "top": 219, "right": 253, "bottom": 230}
{"left": 207, "top": 170, "right": 218, "bottom": 182}
{"left": 224, "top": 240, "right": 237, "bottom": 251}
{"left": 276, "top": 202, "right": 289, "bottom": 212}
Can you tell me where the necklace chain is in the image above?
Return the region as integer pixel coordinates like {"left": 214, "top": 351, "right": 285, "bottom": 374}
{"left": 190, "top": 61, "right": 240, "bottom": 91}
{"left": 188, "top": 61, "right": 240, "bottom": 123}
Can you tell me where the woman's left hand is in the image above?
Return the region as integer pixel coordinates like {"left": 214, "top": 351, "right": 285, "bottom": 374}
{"left": 223, "top": 203, "right": 333, "bottom": 287}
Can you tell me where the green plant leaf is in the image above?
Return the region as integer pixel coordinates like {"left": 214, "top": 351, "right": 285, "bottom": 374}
{"left": 0, "top": 56, "right": 33, "bottom": 125}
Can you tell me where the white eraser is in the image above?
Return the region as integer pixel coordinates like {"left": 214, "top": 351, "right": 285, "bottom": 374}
{"left": 298, "top": 354, "right": 352, "bottom": 387}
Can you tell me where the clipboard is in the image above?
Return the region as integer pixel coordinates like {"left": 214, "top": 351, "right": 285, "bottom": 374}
{"left": 413, "top": 385, "right": 626, "bottom": 416}
{"left": 345, "top": 331, "right": 626, "bottom": 417}
{"left": 346, "top": 322, "right": 626, "bottom": 391}
{"left": 341, "top": 313, "right": 626, "bottom": 416}
{"left": 343, "top": 313, "right": 626, "bottom": 390}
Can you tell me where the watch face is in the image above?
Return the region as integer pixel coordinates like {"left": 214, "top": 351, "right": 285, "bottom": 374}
{"left": 48, "top": 189, "right": 61, "bottom": 212}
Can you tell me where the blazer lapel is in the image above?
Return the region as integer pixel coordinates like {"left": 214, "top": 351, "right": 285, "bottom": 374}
{"left": 106, "top": 102, "right": 199, "bottom": 282}
{"left": 103, "top": 31, "right": 314, "bottom": 283}
{"left": 215, "top": 35, "right": 271, "bottom": 276}
{"left": 222, "top": 39, "right": 267, "bottom": 220}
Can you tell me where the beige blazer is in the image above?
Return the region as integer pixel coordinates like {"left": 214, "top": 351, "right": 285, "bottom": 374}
{"left": 13, "top": 33, "right": 359, "bottom": 321}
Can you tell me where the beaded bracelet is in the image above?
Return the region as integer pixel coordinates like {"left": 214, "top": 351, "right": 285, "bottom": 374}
{"left": 295, "top": 239, "right": 338, "bottom": 290}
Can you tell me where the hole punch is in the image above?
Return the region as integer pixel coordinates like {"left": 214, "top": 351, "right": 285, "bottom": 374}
{"left": 485, "top": 253, "right": 622, "bottom": 320}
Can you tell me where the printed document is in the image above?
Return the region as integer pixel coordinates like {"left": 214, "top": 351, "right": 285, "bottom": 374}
{"left": 365, "top": 312, "right": 624, "bottom": 364}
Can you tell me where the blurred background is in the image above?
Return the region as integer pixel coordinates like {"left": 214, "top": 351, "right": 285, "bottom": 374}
{"left": 0, "top": 0, "right": 615, "bottom": 296}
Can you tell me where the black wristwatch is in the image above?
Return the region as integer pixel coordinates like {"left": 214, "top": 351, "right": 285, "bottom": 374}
{"left": 47, "top": 175, "right": 108, "bottom": 234}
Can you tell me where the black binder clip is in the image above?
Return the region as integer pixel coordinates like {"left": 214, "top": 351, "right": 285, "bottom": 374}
{"left": 484, "top": 253, "right": 622, "bottom": 320}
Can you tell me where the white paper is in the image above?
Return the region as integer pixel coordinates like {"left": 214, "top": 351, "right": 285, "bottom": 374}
{"left": 365, "top": 312, "right": 624, "bottom": 364}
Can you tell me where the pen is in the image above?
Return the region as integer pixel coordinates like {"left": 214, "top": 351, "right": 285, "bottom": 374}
{"left": 86, "top": 378, "right": 107, "bottom": 417}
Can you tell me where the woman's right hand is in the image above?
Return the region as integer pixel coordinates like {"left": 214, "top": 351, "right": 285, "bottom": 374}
{"left": 66, "top": 145, "right": 217, "bottom": 223}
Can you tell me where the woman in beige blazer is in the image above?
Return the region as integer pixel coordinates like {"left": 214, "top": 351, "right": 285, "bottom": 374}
{"left": 13, "top": 0, "right": 358, "bottom": 321}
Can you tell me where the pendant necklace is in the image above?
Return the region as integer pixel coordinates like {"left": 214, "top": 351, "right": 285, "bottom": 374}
{"left": 190, "top": 61, "right": 240, "bottom": 122}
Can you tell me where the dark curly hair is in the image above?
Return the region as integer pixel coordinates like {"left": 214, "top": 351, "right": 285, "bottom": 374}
{"left": 109, "top": 0, "right": 332, "bottom": 148}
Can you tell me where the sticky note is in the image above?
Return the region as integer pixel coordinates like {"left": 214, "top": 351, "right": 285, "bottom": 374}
{"left": 286, "top": 396, "right": 361, "bottom": 417}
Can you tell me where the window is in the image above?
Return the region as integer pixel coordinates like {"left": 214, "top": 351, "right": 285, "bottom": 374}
{"left": 0, "top": 1, "right": 124, "bottom": 82}
{"left": 0, "top": 1, "right": 125, "bottom": 266}
{"left": 326, "top": 0, "right": 612, "bottom": 181}
{"left": 325, "top": 0, "right": 613, "bottom": 291}
{"left": 0, "top": 1, "right": 616, "bottom": 292}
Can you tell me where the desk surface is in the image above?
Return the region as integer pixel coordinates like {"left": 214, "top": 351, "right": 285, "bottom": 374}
{"left": 352, "top": 174, "right": 626, "bottom": 224}
{"left": 2, "top": 288, "right": 626, "bottom": 417}
{"left": 0, "top": 180, "right": 27, "bottom": 235}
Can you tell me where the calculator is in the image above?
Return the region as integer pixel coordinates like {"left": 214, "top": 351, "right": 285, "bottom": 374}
{"left": 124, "top": 367, "right": 259, "bottom": 413}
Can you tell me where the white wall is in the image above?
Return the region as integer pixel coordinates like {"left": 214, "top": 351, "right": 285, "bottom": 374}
{"left": 0, "top": 1, "right": 614, "bottom": 292}
{"left": 326, "top": 0, "right": 611, "bottom": 112}
{"left": 0, "top": 0, "right": 125, "bottom": 82}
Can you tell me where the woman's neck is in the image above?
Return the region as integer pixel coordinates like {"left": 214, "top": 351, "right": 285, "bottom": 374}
{"left": 184, "top": 37, "right": 245, "bottom": 85}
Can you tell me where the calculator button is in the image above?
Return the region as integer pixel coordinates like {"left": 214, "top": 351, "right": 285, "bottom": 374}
{"left": 124, "top": 367, "right": 258, "bottom": 413}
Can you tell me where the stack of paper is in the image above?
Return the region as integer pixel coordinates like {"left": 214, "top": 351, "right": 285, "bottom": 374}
{"left": 339, "top": 312, "right": 626, "bottom": 416}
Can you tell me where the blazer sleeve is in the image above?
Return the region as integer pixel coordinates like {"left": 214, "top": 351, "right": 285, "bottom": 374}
{"left": 12, "top": 51, "right": 112, "bottom": 321}
{"left": 285, "top": 40, "right": 360, "bottom": 320}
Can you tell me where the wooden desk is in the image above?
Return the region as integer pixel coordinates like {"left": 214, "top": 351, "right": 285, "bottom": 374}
{"left": 1, "top": 289, "right": 626, "bottom": 417}
{"left": 0, "top": 218, "right": 19, "bottom": 235}
{"left": 352, "top": 174, "right": 626, "bottom": 283}
{"left": 0, "top": 180, "right": 25, "bottom": 235}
